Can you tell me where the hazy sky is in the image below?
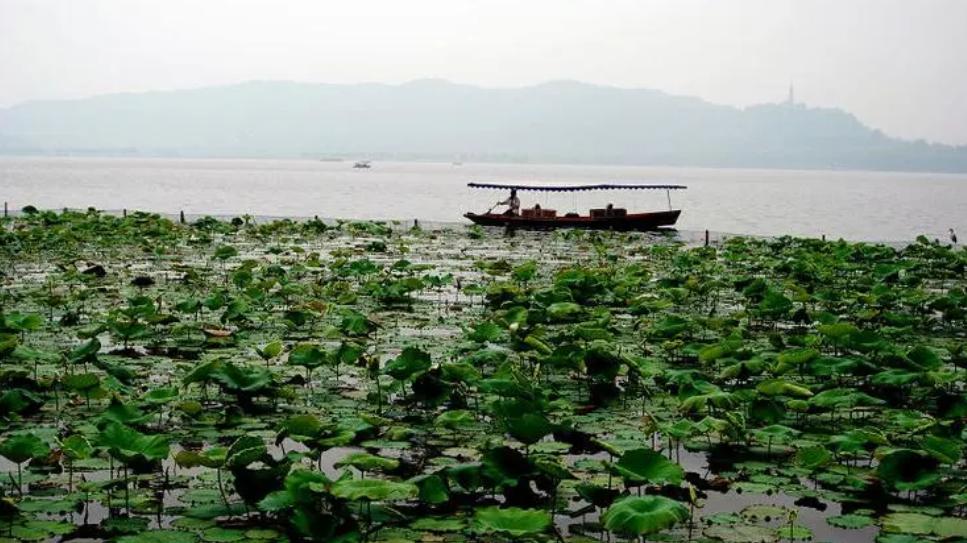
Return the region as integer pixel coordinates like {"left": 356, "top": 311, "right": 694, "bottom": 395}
{"left": 2, "top": 0, "right": 966, "bottom": 144}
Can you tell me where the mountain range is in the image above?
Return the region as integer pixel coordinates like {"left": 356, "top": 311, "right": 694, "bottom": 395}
{"left": 1, "top": 79, "right": 966, "bottom": 172}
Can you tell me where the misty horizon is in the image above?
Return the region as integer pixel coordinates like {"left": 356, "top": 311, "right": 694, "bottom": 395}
{"left": 4, "top": 0, "right": 967, "bottom": 146}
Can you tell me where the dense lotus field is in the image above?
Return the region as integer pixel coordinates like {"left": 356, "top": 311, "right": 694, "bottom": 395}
{"left": 1, "top": 209, "right": 966, "bottom": 543}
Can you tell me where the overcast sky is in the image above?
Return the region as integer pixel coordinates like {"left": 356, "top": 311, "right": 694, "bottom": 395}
{"left": 2, "top": 0, "right": 965, "bottom": 145}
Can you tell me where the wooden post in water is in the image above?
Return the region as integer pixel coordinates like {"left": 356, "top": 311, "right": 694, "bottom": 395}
{"left": 180, "top": 210, "right": 185, "bottom": 224}
{"left": 705, "top": 229, "right": 710, "bottom": 247}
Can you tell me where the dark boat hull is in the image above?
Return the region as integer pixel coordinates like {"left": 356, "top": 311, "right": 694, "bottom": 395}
{"left": 463, "top": 210, "right": 681, "bottom": 231}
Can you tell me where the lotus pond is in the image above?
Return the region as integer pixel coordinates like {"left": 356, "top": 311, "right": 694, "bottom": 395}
{"left": 1, "top": 209, "right": 966, "bottom": 543}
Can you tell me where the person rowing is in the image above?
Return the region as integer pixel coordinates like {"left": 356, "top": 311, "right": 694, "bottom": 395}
{"left": 495, "top": 188, "right": 520, "bottom": 216}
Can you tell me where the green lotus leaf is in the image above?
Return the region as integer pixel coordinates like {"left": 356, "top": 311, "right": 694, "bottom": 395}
{"left": 0, "top": 433, "right": 51, "bottom": 464}
{"left": 933, "top": 517, "right": 967, "bottom": 538}
{"left": 609, "top": 448, "right": 684, "bottom": 486}
{"left": 287, "top": 343, "right": 326, "bottom": 368}
{"left": 0, "top": 388, "right": 44, "bottom": 417}
{"left": 576, "top": 483, "right": 620, "bottom": 508}
{"left": 827, "top": 428, "right": 889, "bottom": 454}
{"left": 182, "top": 359, "right": 224, "bottom": 386}
{"left": 200, "top": 527, "right": 245, "bottom": 543}
{"left": 280, "top": 414, "right": 323, "bottom": 439}
{"left": 818, "top": 322, "right": 858, "bottom": 340}
{"left": 649, "top": 315, "right": 692, "bottom": 339}
{"left": 19, "top": 520, "right": 75, "bottom": 536}
{"left": 256, "top": 490, "right": 294, "bottom": 513}
{"left": 142, "top": 387, "right": 179, "bottom": 405}
{"left": 876, "top": 449, "right": 940, "bottom": 491}
{"left": 100, "top": 397, "right": 153, "bottom": 425}
{"left": 440, "top": 361, "right": 481, "bottom": 384}
{"left": 434, "top": 409, "right": 475, "bottom": 430}
{"left": 776, "top": 347, "right": 819, "bottom": 367}
{"left": 243, "top": 529, "right": 280, "bottom": 540}
{"left": 906, "top": 346, "right": 941, "bottom": 370}
{"left": 256, "top": 340, "right": 284, "bottom": 360}
{"left": 532, "top": 455, "right": 574, "bottom": 481}
{"left": 409, "top": 473, "right": 450, "bottom": 505}
{"left": 174, "top": 447, "right": 227, "bottom": 469}
{"left": 10, "top": 525, "right": 48, "bottom": 542}
{"left": 546, "top": 302, "right": 584, "bottom": 323}
{"left": 334, "top": 451, "right": 399, "bottom": 472}
{"left": 213, "top": 245, "right": 238, "bottom": 260}
{"left": 3, "top": 312, "right": 43, "bottom": 333}
{"left": 467, "top": 321, "right": 502, "bottom": 343}
{"left": 410, "top": 517, "right": 465, "bottom": 532}
{"left": 60, "top": 435, "right": 93, "bottom": 461}
{"left": 67, "top": 338, "right": 101, "bottom": 363}
{"left": 63, "top": 372, "right": 101, "bottom": 392}
{"left": 210, "top": 363, "right": 273, "bottom": 394}
{"left": 827, "top": 514, "right": 874, "bottom": 529}
{"left": 97, "top": 422, "right": 170, "bottom": 464}
{"left": 920, "top": 434, "right": 962, "bottom": 464}
{"left": 502, "top": 411, "right": 553, "bottom": 446}
{"left": 881, "top": 512, "right": 935, "bottom": 535}
{"left": 741, "top": 504, "right": 791, "bottom": 522}
{"left": 703, "top": 524, "right": 777, "bottom": 543}
{"left": 334, "top": 341, "right": 364, "bottom": 366}
{"left": 756, "top": 289, "right": 792, "bottom": 317}
{"left": 871, "top": 369, "right": 923, "bottom": 387}
{"left": 810, "top": 388, "right": 885, "bottom": 409}
{"left": 756, "top": 379, "right": 812, "bottom": 398}
{"left": 224, "top": 435, "right": 267, "bottom": 469}
{"left": 775, "top": 524, "right": 812, "bottom": 541}
{"left": 116, "top": 529, "right": 198, "bottom": 543}
{"left": 0, "top": 333, "right": 18, "bottom": 357}
{"left": 794, "top": 445, "right": 832, "bottom": 470}
{"left": 383, "top": 346, "right": 431, "bottom": 380}
{"left": 602, "top": 495, "right": 689, "bottom": 536}
{"left": 330, "top": 478, "right": 417, "bottom": 501}
{"left": 473, "top": 506, "right": 551, "bottom": 537}
{"left": 338, "top": 309, "right": 376, "bottom": 336}
{"left": 16, "top": 497, "right": 81, "bottom": 514}
{"left": 873, "top": 535, "right": 928, "bottom": 543}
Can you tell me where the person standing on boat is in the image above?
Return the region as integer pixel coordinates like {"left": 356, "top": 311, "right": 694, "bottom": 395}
{"left": 496, "top": 189, "right": 520, "bottom": 216}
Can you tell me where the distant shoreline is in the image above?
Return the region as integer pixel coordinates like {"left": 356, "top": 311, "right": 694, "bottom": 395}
{"left": 3, "top": 80, "right": 966, "bottom": 174}
{"left": 3, "top": 153, "right": 967, "bottom": 178}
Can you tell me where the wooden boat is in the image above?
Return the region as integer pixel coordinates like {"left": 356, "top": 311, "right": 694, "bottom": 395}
{"left": 464, "top": 182, "right": 686, "bottom": 231}
{"left": 465, "top": 209, "right": 682, "bottom": 230}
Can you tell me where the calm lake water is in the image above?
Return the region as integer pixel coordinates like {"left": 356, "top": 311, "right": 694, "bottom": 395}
{"left": 1, "top": 156, "right": 965, "bottom": 242}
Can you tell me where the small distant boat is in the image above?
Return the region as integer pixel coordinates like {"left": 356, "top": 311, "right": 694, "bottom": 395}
{"left": 464, "top": 182, "right": 686, "bottom": 231}
{"left": 353, "top": 161, "right": 372, "bottom": 169}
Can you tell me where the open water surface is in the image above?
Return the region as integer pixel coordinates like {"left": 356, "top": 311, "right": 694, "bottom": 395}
{"left": 1, "top": 156, "right": 965, "bottom": 241}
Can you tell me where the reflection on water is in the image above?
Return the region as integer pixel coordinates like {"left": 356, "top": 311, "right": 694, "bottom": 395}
{"left": 2, "top": 157, "right": 965, "bottom": 241}
{"left": 556, "top": 440, "right": 879, "bottom": 541}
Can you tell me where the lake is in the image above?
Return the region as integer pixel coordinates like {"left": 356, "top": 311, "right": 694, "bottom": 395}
{"left": 1, "top": 156, "right": 964, "bottom": 242}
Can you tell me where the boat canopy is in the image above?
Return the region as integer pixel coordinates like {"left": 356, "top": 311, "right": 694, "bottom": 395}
{"left": 467, "top": 182, "right": 687, "bottom": 192}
